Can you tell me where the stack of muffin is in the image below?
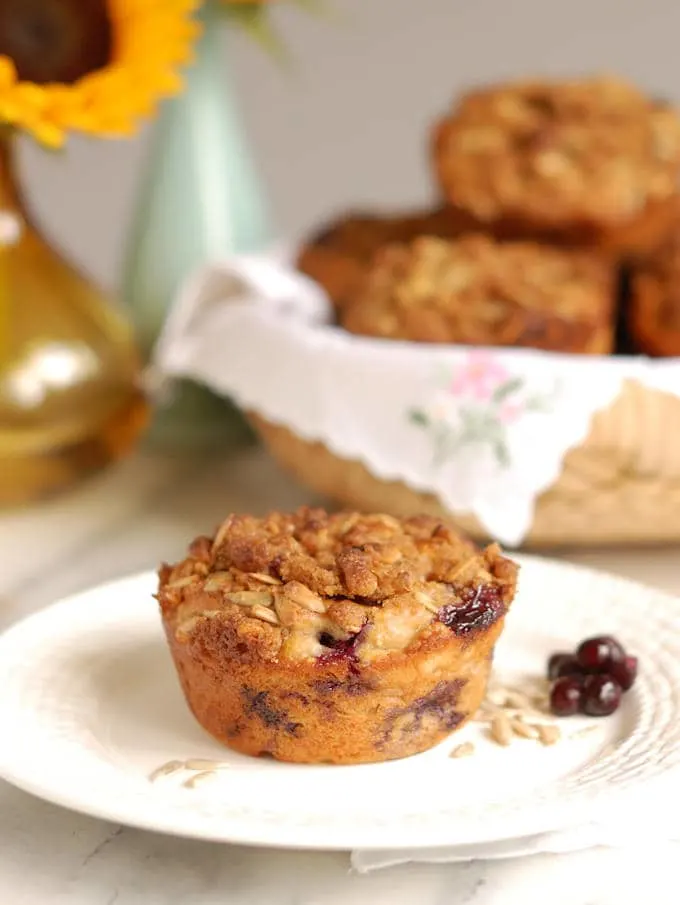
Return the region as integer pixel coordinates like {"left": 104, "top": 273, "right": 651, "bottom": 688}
{"left": 296, "top": 76, "right": 680, "bottom": 357}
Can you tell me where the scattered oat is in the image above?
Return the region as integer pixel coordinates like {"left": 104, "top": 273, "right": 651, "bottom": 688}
{"left": 251, "top": 604, "right": 280, "bottom": 625}
{"left": 569, "top": 724, "right": 600, "bottom": 741}
{"left": 504, "top": 690, "right": 532, "bottom": 710}
{"left": 148, "top": 760, "right": 184, "bottom": 782}
{"left": 537, "top": 723, "right": 561, "bottom": 746}
{"left": 450, "top": 741, "right": 475, "bottom": 758}
{"left": 531, "top": 698, "right": 550, "bottom": 715}
{"left": 510, "top": 717, "right": 539, "bottom": 740}
{"left": 534, "top": 150, "right": 571, "bottom": 177}
{"left": 477, "top": 679, "right": 582, "bottom": 749}
{"left": 284, "top": 581, "right": 327, "bottom": 614}
{"left": 444, "top": 556, "right": 479, "bottom": 583}
{"left": 249, "top": 572, "right": 281, "bottom": 586}
{"left": 490, "top": 713, "right": 513, "bottom": 746}
{"left": 184, "top": 759, "right": 230, "bottom": 772}
{"left": 226, "top": 590, "right": 274, "bottom": 607}
{"left": 488, "top": 689, "right": 508, "bottom": 708}
{"left": 415, "top": 590, "right": 440, "bottom": 614}
{"left": 203, "top": 571, "right": 233, "bottom": 592}
{"left": 374, "top": 514, "right": 401, "bottom": 528}
{"left": 212, "top": 518, "right": 233, "bottom": 551}
{"left": 166, "top": 576, "right": 198, "bottom": 591}
{"left": 174, "top": 610, "right": 225, "bottom": 641}
{"left": 183, "top": 771, "right": 217, "bottom": 789}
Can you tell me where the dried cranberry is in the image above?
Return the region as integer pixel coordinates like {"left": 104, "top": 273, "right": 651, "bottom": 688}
{"left": 318, "top": 633, "right": 355, "bottom": 658}
{"left": 437, "top": 585, "right": 504, "bottom": 636}
{"left": 547, "top": 653, "right": 582, "bottom": 680}
{"left": 608, "top": 655, "right": 638, "bottom": 692}
{"left": 317, "top": 629, "right": 364, "bottom": 669}
{"left": 549, "top": 676, "right": 583, "bottom": 717}
{"left": 576, "top": 636, "right": 625, "bottom": 673}
{"left": 581, "top": 674, "right": 622, "bottom": 716}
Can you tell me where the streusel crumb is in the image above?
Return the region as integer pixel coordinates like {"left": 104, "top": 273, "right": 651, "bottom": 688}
{"left": 159, "top": 507, "right": 516, "bottom": 663}
{"left": 433, "top": 76, "right": 680, "bottom": 229}
{"left": 296, "top": 207, "right": 469, "bottom": 307}
{"left": 158, "top": 508, "right": 519, "bottom": 763}
{"left": 340, "top": 234, "right": 615, "bottom": 352}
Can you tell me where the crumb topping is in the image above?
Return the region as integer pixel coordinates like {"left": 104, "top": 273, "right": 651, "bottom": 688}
{"left": 340, "top": 234, "right": 613, "bottom": 346}
{"left": 296, "top": 208, "right": 468, "bottom": 307}
{"left": 306, "top": 208, "right": 464, "bottom": 263}
{"left": 434, "top": 75, "right": 680, "bottom": 225}
{"left": 157, "top": 508, "right": 517, "bottom": 664}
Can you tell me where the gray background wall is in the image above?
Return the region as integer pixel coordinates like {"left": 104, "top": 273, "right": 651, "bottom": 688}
{"left": 17, "top": 0, "right": 680, "bottom": 292}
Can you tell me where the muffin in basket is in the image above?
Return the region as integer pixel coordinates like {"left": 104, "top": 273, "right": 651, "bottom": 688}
{"left": 296, "top": 206, "right": 469, "bottom": 308}
{"left": 340, "top": 233, "right": 616, "bottom": 352}
{"left": 157, "top": 507, "right": 518, "bottom": 764}
{"left": 630, "top": 224, "right": 680, "bottom": 356}
{"left": 432, "top": 75, "right": 680, "bottom": 256}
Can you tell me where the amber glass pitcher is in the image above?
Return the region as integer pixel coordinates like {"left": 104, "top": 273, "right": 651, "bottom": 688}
{"left": 0, "top": 134, "right": 148, "bottom": 505}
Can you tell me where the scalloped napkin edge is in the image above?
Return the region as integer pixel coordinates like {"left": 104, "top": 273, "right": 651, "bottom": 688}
{"left": 153, "top": 254, "right": 680, "bottom": 547}
{"left": 351, "top": 778, "right": 680, "bottom": 872}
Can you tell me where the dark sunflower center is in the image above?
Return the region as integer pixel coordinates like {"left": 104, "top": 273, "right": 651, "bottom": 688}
{"left": 0, "top": 0, "right": 112, "bottom": 85}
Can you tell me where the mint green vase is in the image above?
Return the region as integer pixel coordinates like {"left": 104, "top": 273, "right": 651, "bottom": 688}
{"left": 122, "top": 4, "right": 271, "bottom": 449}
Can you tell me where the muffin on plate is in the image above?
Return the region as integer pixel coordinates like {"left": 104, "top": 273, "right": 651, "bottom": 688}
{"left": 629, "top": 225, "right": 680, "bottom": 356}
{"left": 340, "top": 233, "right": 616, "bottom": 352}
{"left": 432, "top": 75, "right": 680, "bottom": 256}
{"left": 295, "top": 206, "right": 470, "bottom": 308}
{"left": 157, "top": 507, "right": 518, "bottom": 764}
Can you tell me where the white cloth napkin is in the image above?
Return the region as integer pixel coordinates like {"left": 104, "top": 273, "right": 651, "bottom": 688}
{"left": 153, "top": 253, "right": 680, "bottom": 547}
{"left": 351, "top": 778, "right": 680, "bottom": 872}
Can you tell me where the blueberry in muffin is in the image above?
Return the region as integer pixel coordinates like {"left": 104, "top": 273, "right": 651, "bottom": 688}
{"left": 158, "top": 508, "right": 518, "bottom": 764}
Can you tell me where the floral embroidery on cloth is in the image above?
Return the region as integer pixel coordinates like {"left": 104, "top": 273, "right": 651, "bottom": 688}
{"left": 409, "top": 351, "right": 556, "bottom": 467}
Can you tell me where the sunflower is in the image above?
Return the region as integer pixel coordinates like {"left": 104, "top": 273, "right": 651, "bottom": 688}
{"left": 0, "top": 0, "right": 201, "bottom": 147}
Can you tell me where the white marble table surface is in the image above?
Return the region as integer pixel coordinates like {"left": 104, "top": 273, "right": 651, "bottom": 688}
{"left": 1, "top": 446, "right": 679, "bottom": 905}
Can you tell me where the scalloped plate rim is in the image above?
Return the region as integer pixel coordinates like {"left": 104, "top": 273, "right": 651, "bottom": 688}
{"left": 0, "top": 555, "right": 678, "bottom": 851}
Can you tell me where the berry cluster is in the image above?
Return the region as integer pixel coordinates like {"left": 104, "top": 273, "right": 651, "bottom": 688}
{"left": 547, "top": 635, "right": 638, "bottom": 717}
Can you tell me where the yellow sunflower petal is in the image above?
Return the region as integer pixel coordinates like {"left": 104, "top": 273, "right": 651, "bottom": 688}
{"left": 0, "top": 56, "right": 17, "bottom": 86}
{"left": 28, "top": 119, "right": 66, "bottom": 149}
{"left": 0, "top": 0, "right": 201, "bottom": 146}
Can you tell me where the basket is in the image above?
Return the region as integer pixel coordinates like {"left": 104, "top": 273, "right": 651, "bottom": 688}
{"left": 155, "top": 257, "right": 680, "bottom": 549}
{"left": 251, "top": 379, "right": 680, "bottom": 548}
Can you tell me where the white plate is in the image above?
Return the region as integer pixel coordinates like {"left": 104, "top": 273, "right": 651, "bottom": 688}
{"left": 0, "top": 556, "right": 679, "bottom": 851}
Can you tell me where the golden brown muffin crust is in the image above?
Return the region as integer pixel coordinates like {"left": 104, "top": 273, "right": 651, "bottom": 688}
{"left": 433, "top": 76, "right": 680, "bottom": 229}
{"left": 340, "top": 234, "right": 615, "bottom": 351}
{"left": 158, "top": 508, "right": 518, "bottom": 764}
{"left": 295, "top": 207, "right": 471, "bottom": 307}
{"left": 158, "top": 507, "right": 517, "bottom": 665}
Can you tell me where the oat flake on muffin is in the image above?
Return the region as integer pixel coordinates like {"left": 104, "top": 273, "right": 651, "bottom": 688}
{"left": 433, "top": 75, "right": 680, "bottom": 253}
{"left": 341, "top": 233, "right": 615, "bottom": 352}
{"left": 158, "top": 507, "right": 518, "bottom": 764}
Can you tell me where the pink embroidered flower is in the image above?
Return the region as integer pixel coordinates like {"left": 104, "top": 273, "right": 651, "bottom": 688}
{"left": 499, "top": 401, "right": 523, "bottom": 424}
{"left": 429, "top": 392, "right": 457, "bottom": 423}
{"left": 449, "top": 352, "right": 510, "bottom": 401}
